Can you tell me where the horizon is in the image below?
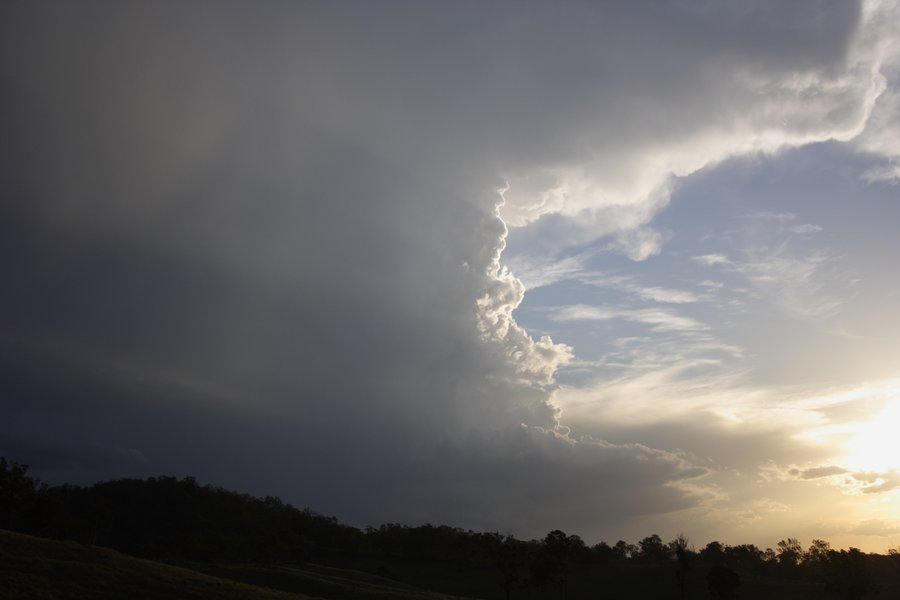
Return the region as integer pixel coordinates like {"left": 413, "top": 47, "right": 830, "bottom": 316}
{"left": 5, "top": 458, "right": 892, "bottom": 556}
{"left": 2, "top": 1, "right": 899, "bottom": 554}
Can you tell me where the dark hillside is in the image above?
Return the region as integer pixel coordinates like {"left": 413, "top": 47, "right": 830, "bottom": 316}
{"left": 0, "top": 529, "right": 309, "bottom": 600}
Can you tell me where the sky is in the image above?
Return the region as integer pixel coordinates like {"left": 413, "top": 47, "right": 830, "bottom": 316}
{"left": 2, "top": 0, "right": 900, "bottom": 553}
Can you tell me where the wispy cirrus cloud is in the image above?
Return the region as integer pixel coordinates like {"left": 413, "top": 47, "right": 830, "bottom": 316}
{"left": 693, "top": 253, "right": 732, "bottom": 266}
{"left": 862, "top": 160, "right": 900, "bottom": 182}
{"left": 505, "top": 254, "right": 704, "bottom": 309}
{"left": 576, "top": 272, "right": 703, "bottom": 305}
{"left": 551, "top": 304, "right": 708, "bottom": 332}
{"left": 738, "top": 245, "right": 845, "bottom": 318}
{"left": 503, "top": 252, "right": 593, "bottom": 290}
{"left": 789, "top": 223, "right": 823, "bottom": 234}
{"left": 691, "top": 214, "right": 845, "bottom": 321}
{"left": 634, "top": 286, "right": 699, "bottom": 304}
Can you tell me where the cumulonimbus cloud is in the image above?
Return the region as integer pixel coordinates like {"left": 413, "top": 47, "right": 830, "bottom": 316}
{"left": 0, "top": 0, "right": 896, "bottom": 539}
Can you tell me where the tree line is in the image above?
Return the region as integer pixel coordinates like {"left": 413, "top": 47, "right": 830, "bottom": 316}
{"left": 2, "top": 457, "right": 898, "bottom": 599}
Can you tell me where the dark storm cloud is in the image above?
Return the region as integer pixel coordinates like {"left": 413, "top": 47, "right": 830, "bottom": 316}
{"left": 0, "top": 1, "right": 882, "bottom": 536}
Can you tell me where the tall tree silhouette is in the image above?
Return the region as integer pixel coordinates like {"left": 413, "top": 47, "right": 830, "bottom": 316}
{"left": 531, "top": 530, "right": 581, "bottom": 600}
{"left": 0, "top": 458, "right": 40, "bottom": 530}
{"left": 670, "top": 534, "right": 691, "bottom": 600}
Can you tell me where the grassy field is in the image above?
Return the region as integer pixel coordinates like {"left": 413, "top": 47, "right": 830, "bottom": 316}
{"left": 0, "top": 529, "right": 472, "bottom": 600}
{"left": 0, "top": 530, "right": 451, "bottom": 600}
{"left": 328, "top": 558, "right": 709, "bottom": 600}
{"left": 0, "top": 529, "right": 316, "bottom": 599}
{"left": 320, "top": 555, "right": 898, "bottom": 600}
{"left": 186, "top": 562, "right": 468, "bottom": 600}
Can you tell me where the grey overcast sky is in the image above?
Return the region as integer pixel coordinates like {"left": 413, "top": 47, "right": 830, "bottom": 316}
{"left": 2, "top": 0, "right": 900, "bottom": 551}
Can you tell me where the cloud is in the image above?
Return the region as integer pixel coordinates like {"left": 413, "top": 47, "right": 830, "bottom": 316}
{"left": 503, "top": 252, "right": 593, "bottom": 290}
{"left": 0, "top": 0, "right": 895, "bottom": 540}
{"left": 694, "top": 254, "right": 733, "bottom": 266}
{"left": 633, "top": 287, "right": 699, "bottom": 304}
{"left": 570, "top": 272, "right": 702, "bottom": 304}
{"left": 853, "top": 0, "right": 900, "bottom": 179}
{"left": 849, "top": 519, "right": 900, "bottom": 536}
{"left": 693, "top": 217, "right": 845, "bottom": 321}
{"left": 737, "top": 246, "right": 846, "bottom": 319}
{"left": 741, "top": 212, "right": 823, "bottom": 235}
{"left": 748, "top": 212, "right": 798, "bottom": 221}
{"left": 862, "top": 160, "right": 900, "bottom": 182}
{"left": 790, "top": 465, "right": 849, "bottom": 479}
{"left": 848, "top": 470, "right": 900, "bottom": 494}
{"left": 493, "top": 0, "right": 887, "bottom": 245}
{"left": 788, "top": 224, "right": 824, "bottom": 234}
{"left": 551, "top": 305, "right": 708, "bottom": 333}
{"left": 610, "top": 228, "right": 670, "bottom": 261}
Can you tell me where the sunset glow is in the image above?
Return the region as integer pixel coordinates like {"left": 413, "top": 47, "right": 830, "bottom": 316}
{"left": 843, "top": 392, "right": 900, "bottom": 473}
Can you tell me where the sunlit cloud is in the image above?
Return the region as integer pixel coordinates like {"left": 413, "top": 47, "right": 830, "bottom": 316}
{"left": 853, "top": 1, "right": 900, "bottom": 179}
{"left": 790, "top": 465, "right": 849, "bottom": 479}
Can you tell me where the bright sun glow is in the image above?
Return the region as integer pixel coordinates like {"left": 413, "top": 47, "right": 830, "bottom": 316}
{"left": 842, "top": 394, "right": 900, "bottom": 472}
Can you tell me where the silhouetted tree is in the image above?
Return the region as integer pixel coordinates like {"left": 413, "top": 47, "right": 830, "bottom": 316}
{"left": 531, "top": 530, "right": 578, "bottom": 600}
{"left": 806, "top": 538, "right": 831, "bottom": 564}
{"left": 0, "top": 457, "right": 40, "bottom": 530}
{"left": 701, "top": 540, "right": 725, "bottom": 564}
{"left": 707, "top": 565, "right": 741, "bottom": 600}
{"left": 804, "top": 538, "right": 831, "bottom": 585}
{"left": 590, "top": 541, "right": 614, "bottom": 564}
{"left": 670, "top": 534, "right": 692, "bottom": 600}
{"left": 485, "top": 533, "right": 528, "bottom": 600}
{"left": 776, "top": 538, "right": 803, "bottom": 570}
{"left": 888, "top": 548, "right": 900, "bottom": 580}
{"left": 823, "top": 548, "right": 875, "bottom": 599}
{"left": 637, "top": 533, "right": 671, "bottom": 564}
{"left": 612, "top": 539, "right": 636, "bottom": 561}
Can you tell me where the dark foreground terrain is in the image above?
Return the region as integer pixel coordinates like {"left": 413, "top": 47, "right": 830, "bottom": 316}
{"left": 0, "top": 529, "right": 464, "bottom": 600}
{"left": 5, "top": 528, "right": 899, "bottom": 600}
{"left": 3, "top": 459, "right": 899, "bottom": 599}
{"left": 1, "top": 529, "right": 307, "bottom": 599}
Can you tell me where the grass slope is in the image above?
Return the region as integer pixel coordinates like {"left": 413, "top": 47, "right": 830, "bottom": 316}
{"left": 0, "top": 530, "right": 472, "bottom": 600}
{"left": 323, "top": 556, "right": 898, "bottom": 600}
{"left": 189, "top": 562, "right": 467, "bottom": 600}
{"left": 0, "top": 529, "right": 310, "bottom": 600}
